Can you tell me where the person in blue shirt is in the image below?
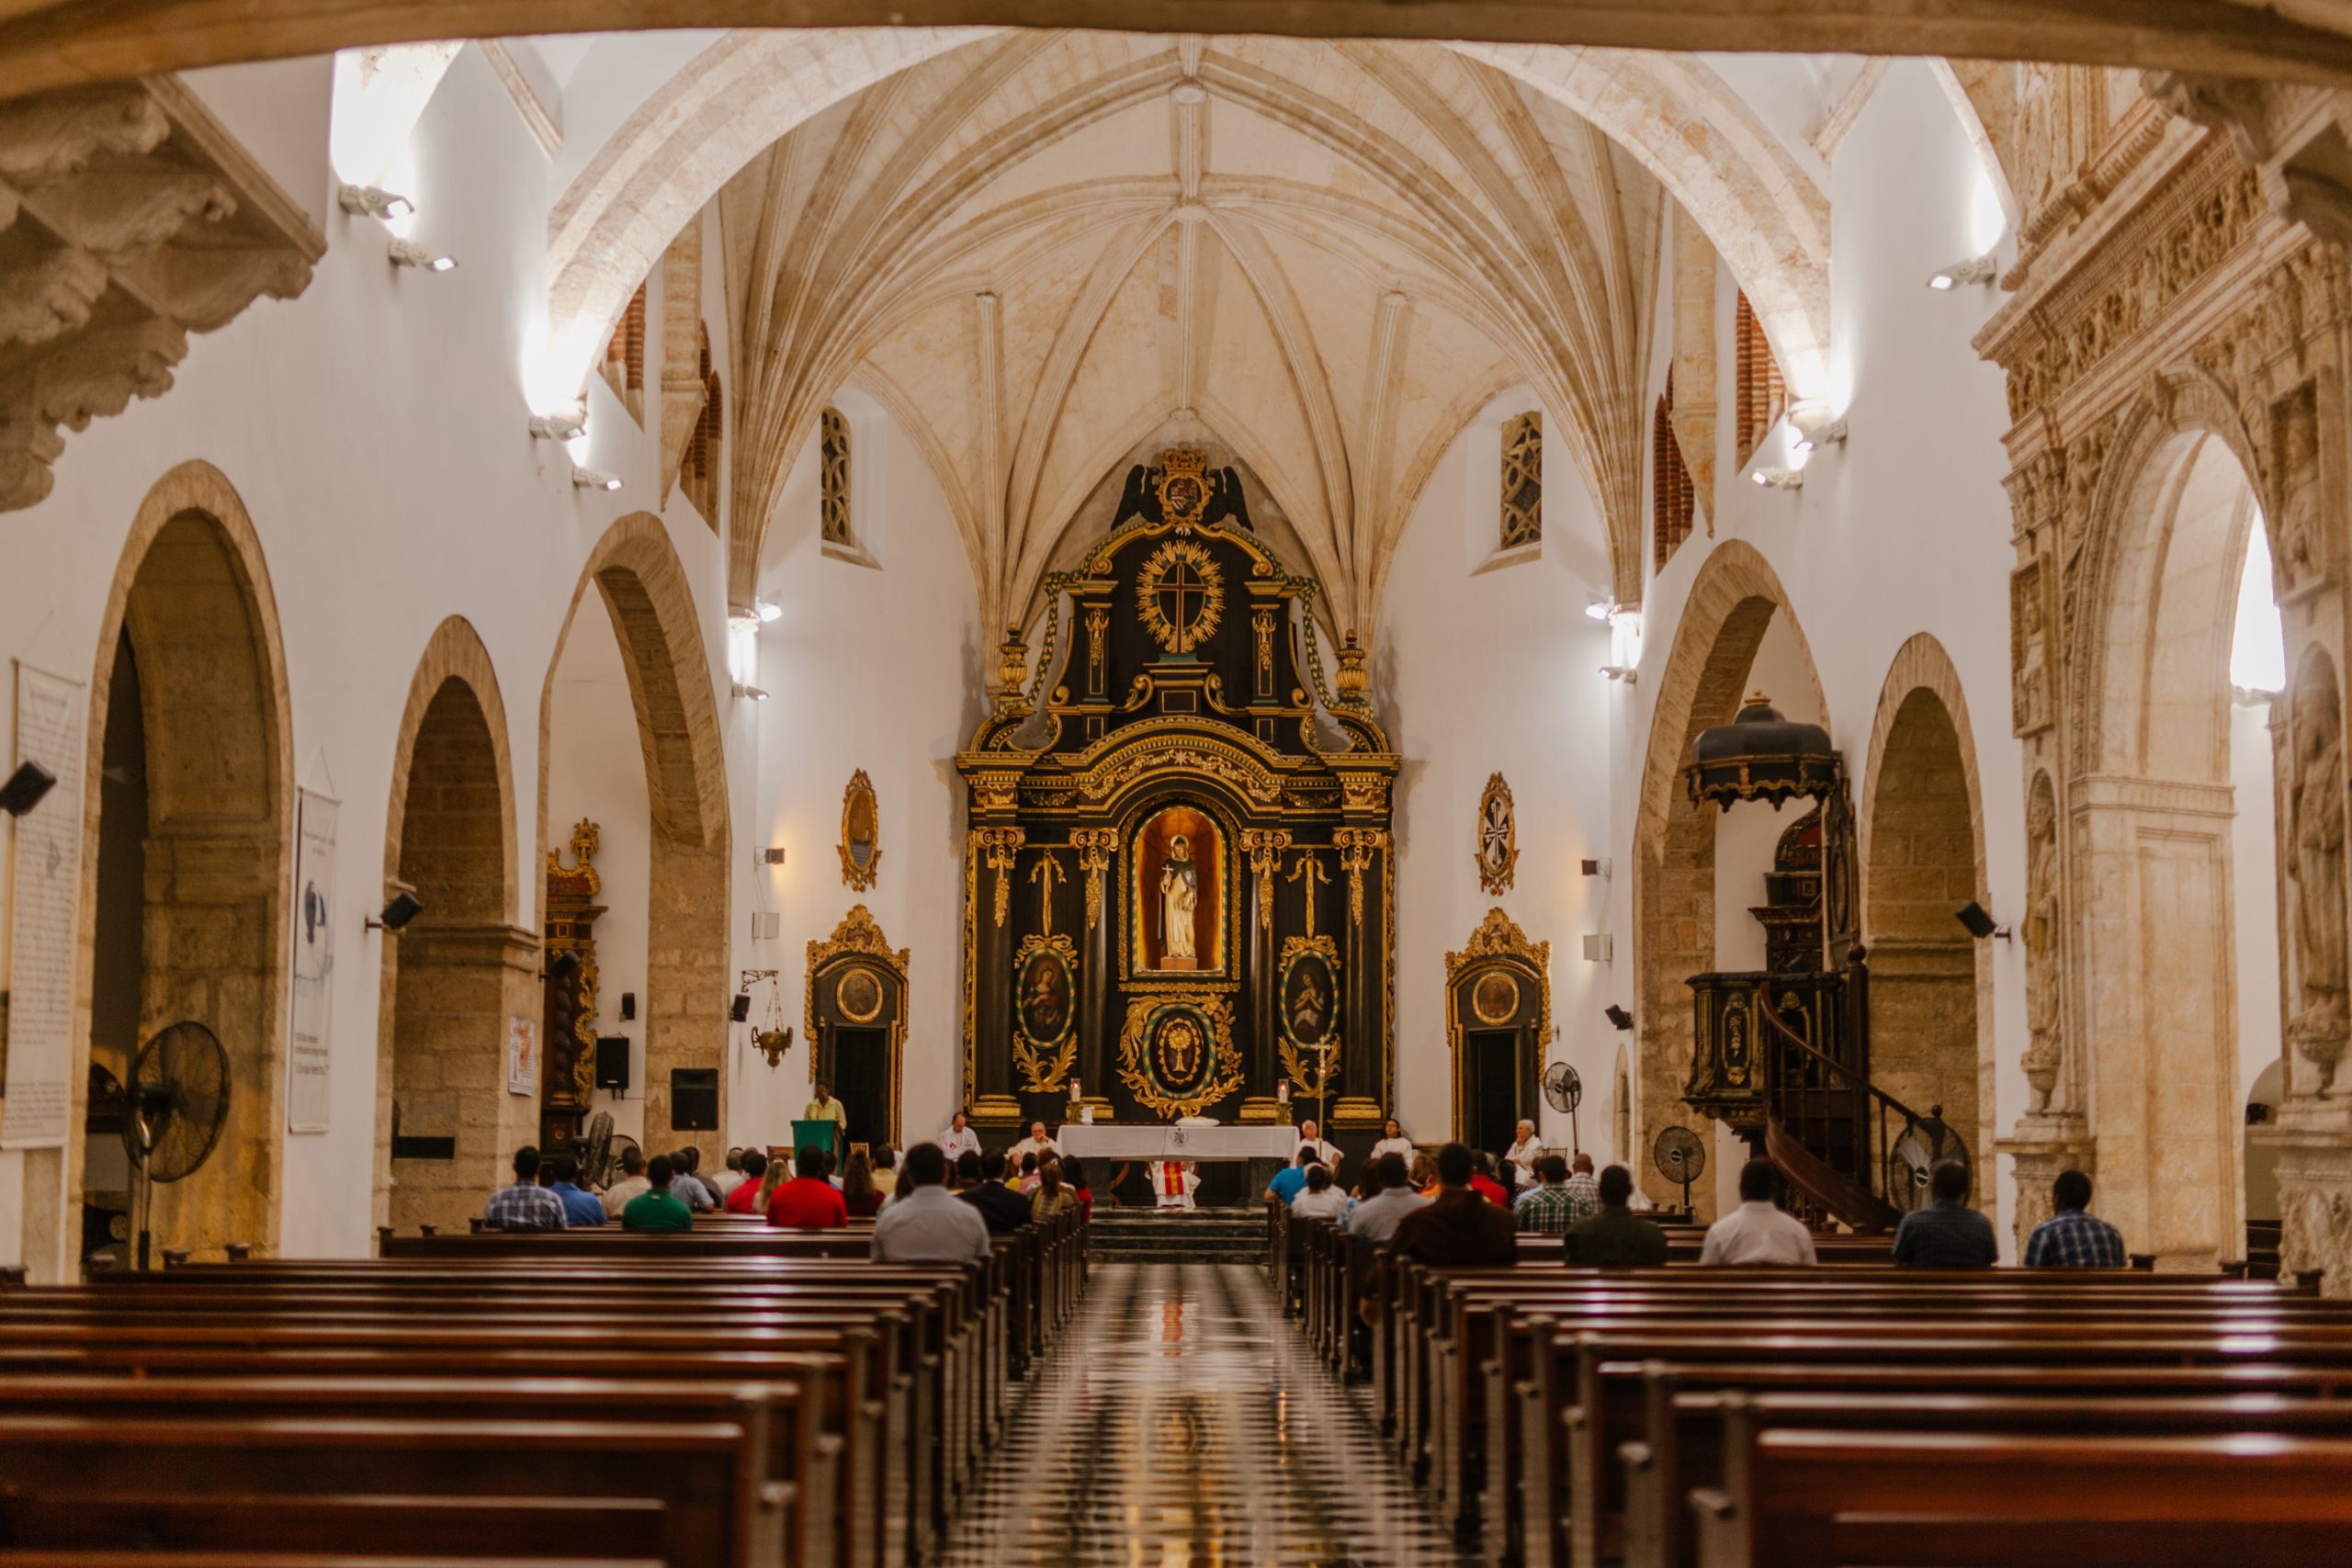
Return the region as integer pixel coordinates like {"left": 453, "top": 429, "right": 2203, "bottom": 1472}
{"left": 543, "top": 1152, "right": 607, "bottom": 1226}
{"left": 1266, "top": 1145, "right": 1318, "bottom": 1205}
{"left": 2023, "top": 1168, "right": 2127, "bottom": 1268}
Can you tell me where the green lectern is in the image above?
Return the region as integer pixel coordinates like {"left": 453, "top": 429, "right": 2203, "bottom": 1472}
{"left": 790, "top": 1118, "right": 842, "bottom": 1167}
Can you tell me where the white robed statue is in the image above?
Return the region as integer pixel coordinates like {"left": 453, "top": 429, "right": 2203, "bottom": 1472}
{"left": 1159, "top": 833, "right": 1199, "bottom": 964}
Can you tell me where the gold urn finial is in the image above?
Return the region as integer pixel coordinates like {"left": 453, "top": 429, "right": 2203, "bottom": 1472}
{"left": 994, "top": 623, "right": 1031, "bottom": 706}
{"left": 1335, "top": 630, "right": 1370, "bottom": 703}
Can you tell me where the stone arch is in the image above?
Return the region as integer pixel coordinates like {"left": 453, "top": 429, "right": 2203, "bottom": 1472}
{"left": 1855, "top": 633, "right": 1992, "bottom": 1177}
{"left": 54, "top": 460, "right": 295, "bottom": 1273}
{"left": 539, "top": 513, "right": 730, "bottom": 1163}
{"left": 374, "top": 617, "right": 529, "bottom": 1233}
{"left": 1631, "top": 538, "right": 1826, "bottom": 1213}
{"left": 2068, "top": 395, "right": 2278, "bottom": 1267}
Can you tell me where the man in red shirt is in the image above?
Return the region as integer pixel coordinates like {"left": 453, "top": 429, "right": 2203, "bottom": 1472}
{"left": 766, "top": 1145, "right": 848, "bottom": 1228}
{"left": 725, "top": 1149, "right": 770, "bottom": 1214}
{"left": 1470, "top": 1150, "right": 1511, "bottom": 1208}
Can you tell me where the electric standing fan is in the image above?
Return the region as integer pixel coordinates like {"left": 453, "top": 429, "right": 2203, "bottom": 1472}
{"left": 1886, "top": 1107, "right": 1968, "bottom": 1214}
{"left": 578, "top": 1110, "right": 617, "bottom": 1190}
{"left": 121, "top": 1021, "right": 231, "bottom": 1269}
{"left": 1542, "top": 1062, "right": 1584, "bottom": 1154}
{"left": 1652, "top": 1123, "right": 1707, "bottom": 1215}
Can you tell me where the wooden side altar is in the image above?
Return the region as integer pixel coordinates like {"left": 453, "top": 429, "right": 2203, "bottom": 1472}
{"left": 956, "top": 448, "right": 1399, "bottom": 1152}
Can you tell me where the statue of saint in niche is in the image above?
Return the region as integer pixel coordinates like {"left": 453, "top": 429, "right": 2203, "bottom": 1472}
{"left": 1161, "top": 836, "right": 1199, "bottom": 964}
{"left": 2290, "top": 664, "right": 2349, "bottom": 1087}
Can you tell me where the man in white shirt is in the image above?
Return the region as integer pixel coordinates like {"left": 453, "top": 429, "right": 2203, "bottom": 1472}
{"left": 1023, "top": 1121, "right": 1062, "bottom": 1160}
{"left": 1698, "top": 1158, "right": 1818, "bottom": 1266}
{"left": 1294, "top": 1118, "right": 1340, "bottom": 1168}
{"left": 1502, "top": 1119, "right": 1544, "bottom": 1180}
{"left": 939, "top": 1111, "right": 981, "bottom": 1165}
{"left": 1290, "top": 1164, "right": 1348, "bottom": 1220}
{"left": 1342, "top": 1152, "right": 1430, "bottom": 1244}
{"left": 871, "top": 1144, "right": 993, "bottom": 1262}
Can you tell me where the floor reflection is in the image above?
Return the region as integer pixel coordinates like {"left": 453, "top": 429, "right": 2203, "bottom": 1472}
{"left": 937, "top": 1262, "right": 1470, "bottom": 1567}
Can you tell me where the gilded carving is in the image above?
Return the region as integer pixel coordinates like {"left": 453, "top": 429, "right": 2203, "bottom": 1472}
{"left": 1240, "top": 829, "right": 1291, "bottom": 931}
{"left": 1136, "top": 538, "right": 1225, "bottom": 654}
{"left": 1334, "top": 829, "right": 1385, "bottom": 930}
{"left": 1071, "top": 828, "right": 1117, "bottom": 932}
{"left": 839, "top": 769, "right": 880, "bottom": 891}
{"left": 1012, "top": 931, "right": 1078, "bottom": 1092}
{"left": 1476, "top": 773, "right": 1518, "bottom": 894}
{"left": 1086, "top": 604, "right": 1108, "bottom": 694}
{"left": 1285, "top": 851, "right": 1330, "bottom": 939}
{"left": 804, "top": 905, "right": 909, "bottom": 1144}
{"left": 1442, "top": 908, "right": 1552, "bottom": 1136}
{"left": 1278, "top": 934, "right": 1340, "bottom": 1097}
{"left": 1116, "top": 990, "right": 1244, "bottom": 1118}
{"left": 975, "top": 827, "right": 1024, "bottom": 928}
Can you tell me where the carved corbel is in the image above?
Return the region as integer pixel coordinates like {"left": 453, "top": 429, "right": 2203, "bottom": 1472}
{"left": 2140, "top": 70, "right": 2272, "bottom": 164}
{"left": 1071, "top": 828, "right": 1117, "bottom": 932}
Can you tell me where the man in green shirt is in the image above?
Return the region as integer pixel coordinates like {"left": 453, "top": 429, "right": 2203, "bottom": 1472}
{"left": 621, "top": 1154, "right": 695, "bottom": 1232}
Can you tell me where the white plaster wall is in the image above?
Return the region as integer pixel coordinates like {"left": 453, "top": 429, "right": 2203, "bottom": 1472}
{"left": 0, "top": 48, "right": 732, "bottom": 1270}
{"left": 2232, "top": 700, "right": 2285, "bottom": 1100}
{"left": 546, "top": 602, "right": 655, "bottom": 1145}
{"left": 728, "top": 406, "right": 984, "bottom": 1156}
{"left": 1380, "top": 389, "right": 1619, "bottom": 1158}
{"left": 1621, "top": 59, "right": 2026, "bottom": 1245}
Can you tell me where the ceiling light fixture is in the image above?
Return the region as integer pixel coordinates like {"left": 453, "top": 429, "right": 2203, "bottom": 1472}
{"left": 388, "top": 238, "right": 456, "bottom": 272}
{"left": 1752, "top": 467, "right": 1804, "bottom": 490}
{"left": 338, "top": 184, "right": 414, "bottom": 221}
{"left": 529, "top": 411, "right": 586, "bottom": 441}
{"left": 1792, "top": 418, "right": 1848, "bottom": 455}
{"left": 1928, "top": 254, "right": 1996, "bottom": 290}
{"left": 1600, "top": 665, "right": 1637, "bottom": 684}
{"left": 571, "top": 468, "right": 620, "bottom": 491}
{"left": 732, "top": 682, "right": 770, "bottom": 701}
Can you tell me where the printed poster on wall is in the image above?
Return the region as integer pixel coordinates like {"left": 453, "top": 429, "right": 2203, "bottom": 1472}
{"left": 1, "top": 663, "right": 85, "bottom": 1150}
{"left": 506, "top": 1014, "right": 537, "bottom": 1096}
{"left": 285, "top": 789, "right": 338, "bottom": 1133}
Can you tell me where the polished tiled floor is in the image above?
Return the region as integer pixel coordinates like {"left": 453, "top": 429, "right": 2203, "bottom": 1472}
{"left": 938, "top": 1262, "right": 1470, "bottom": 1567}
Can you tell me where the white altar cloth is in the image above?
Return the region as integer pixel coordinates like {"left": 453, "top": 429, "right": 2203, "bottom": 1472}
{"left": 1053, "top": 1123, "right": 1302, "bottom": 1161}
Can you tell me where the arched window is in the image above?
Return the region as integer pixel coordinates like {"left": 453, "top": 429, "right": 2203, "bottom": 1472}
{"left": 682, "top": 324, "right": 722, "bottom": 526}
{"left": 600, "top": 283, "right": 646, "bottom": 423}
{"left": 820, "top": 406, "right": 852, "bottom": 546}
{"left": 1498, "top": 410, "right": 1542, "bottom": 550}
{"left": 1654, "top": 371, "right": 1695, "bottom": 570}
{"left": 1733, "top": 290, "right": 1784, "bottom": 471}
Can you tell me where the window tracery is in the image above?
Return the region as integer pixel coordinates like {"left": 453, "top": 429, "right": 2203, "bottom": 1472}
{"left": 1499, "top": 410, "right": 1542, "bottom": 550}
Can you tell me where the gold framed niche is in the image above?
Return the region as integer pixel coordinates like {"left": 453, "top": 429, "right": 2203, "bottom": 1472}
{"left": 804, "top": 905, "right": 908, "bottom": 1146}
{"left": 1127, "top": 802, "right": 1229, "bottom": 978}
{"left": 1443, "top": 907, "right": 1553, "bottom": 1144}
{"left": 1116, "top": 990, "right": 1245, "bottom": 1118}
{"left": 1476, "top": 772, "right": 1518, "bottom": 895}
{"left": 840, "top": 769, "right": 880, "bottom": 891}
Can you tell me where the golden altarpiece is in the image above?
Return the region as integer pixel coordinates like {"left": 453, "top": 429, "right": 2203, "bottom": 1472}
{"left": 956, "top": 450, "right": 1399, "bottom": 1150}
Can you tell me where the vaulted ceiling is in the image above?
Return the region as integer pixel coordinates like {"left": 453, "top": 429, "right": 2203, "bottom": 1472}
{"left": 721, "top": 31, "right": 1662, "bottom": 637}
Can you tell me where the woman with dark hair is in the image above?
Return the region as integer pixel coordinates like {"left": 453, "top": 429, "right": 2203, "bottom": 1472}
{"left": 840, "top": 1150, "right": 883, "bottom": 1217}
{"left": 1031, "top": 1156, "right": 1078, "bottom": 1223}
{"left": 1018, "top": 1151, "right": 1042, "bottom": 1196}
{"left": 1291, "top": 1161, "right": 1346, "bottom": 1220}
{"left": 1059, "top": 1156, "right": 1093, "bottom": 1223}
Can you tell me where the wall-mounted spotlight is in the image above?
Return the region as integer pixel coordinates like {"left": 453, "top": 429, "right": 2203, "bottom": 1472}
{"left": 1599, "top": 665, "right": 1638, "bottom": 684}
{"left": 732, "top": 682, "right": 770, "bottom": 701}
{"left": 1604, "top": 1003, "right": 1635, "bottom": 1032}
{"left": 1792, "top": 419, "right": 1848, "bottom": 455}
{"left": 388, "top": 237, "right": 457, "bottom": 273}
{"left": 571, "top": 468, "right": 621, "bottom": 492}
{"left": 366, "top": 891, "right": 424, "bottom": 933}
{"left": 338, "top": 184, "right": 414, "bottom": 221}
{"left": 1580, "top": 857, "right": 1613, "bottom": 879}
{"left": 1955, "top": 900, "right": 2012, "bottom": 942}
{"left": 529, "top": 411, "right": 587, "bottom": 441}
{"left": 1928, "top": 254, "right": 1997, "bottom": 290}
{"left": 754, "top": 601, "right": 783, "bottom": 624}
{"left": 0, "top": 761, "right": 57, "bottom": 817}
{"left": 762, "top": 847, "right": 787, "bottom": 866}
{"left": 1584, "top": 598, "right": 1614, "bottom": 623}
{"left": 1751, "top": 467, "right": 1804, "bottom": 491}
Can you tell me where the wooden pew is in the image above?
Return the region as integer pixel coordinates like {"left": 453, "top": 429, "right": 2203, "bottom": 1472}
{"left": 0, "top": 1493, "right": 668, "bottom": 1560}
{"left": 1690, "top": 1429, "right": 2352, "bottom": 1568}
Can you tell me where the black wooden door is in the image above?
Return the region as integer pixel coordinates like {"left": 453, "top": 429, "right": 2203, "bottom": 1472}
{"left": 831, "top": 1027, "right": 888, "bottom": 1151}
{"left": 1466, "top": 1029, "right": 1521, "bottom": 1156}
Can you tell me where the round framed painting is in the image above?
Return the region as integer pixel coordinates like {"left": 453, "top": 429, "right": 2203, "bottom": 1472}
{"left": 835, "top": 966, "right": 885, "bottom": 1023}
{"left": 1470, "top": 967, "right": 1521, "bottom": 1026}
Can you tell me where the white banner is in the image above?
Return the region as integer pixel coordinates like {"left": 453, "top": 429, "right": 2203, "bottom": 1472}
{"left": 1, "top": 664, "right": 85, "bottom": 1150}
{"left": 285, "top": 788, "right": 338, "bottom": 1133}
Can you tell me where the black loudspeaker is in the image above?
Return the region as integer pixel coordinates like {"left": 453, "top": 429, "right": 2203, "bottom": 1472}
{"left": 619, "top": 992, "right": 636, "bottom": 1021}
{"left": 671, "top": 1067, "right": 718, "bottom": 1131}
{"left": 729, "top": 994, "right": 751, "bottom": 1022}
{"left": 595, "top": 1036, "right": 630, "bottom": 1091}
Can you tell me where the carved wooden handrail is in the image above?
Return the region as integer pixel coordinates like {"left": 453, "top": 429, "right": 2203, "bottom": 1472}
{"left": 1753, "top": 976, "right": 1919, "bottom": 1229}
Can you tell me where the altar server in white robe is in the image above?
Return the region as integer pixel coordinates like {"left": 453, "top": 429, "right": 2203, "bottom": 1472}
{"left": 1148, "top": 1159, "right": 1200, "bottom": 1211}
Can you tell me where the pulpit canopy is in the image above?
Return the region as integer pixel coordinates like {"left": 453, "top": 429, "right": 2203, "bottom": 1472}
{"left": 1685, "top": 692, "right": 1842, "bottom": 811}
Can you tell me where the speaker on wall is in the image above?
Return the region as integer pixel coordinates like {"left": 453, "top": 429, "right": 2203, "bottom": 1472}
{"left": 672, "top": 1067, "right": 718, "bottom": 1131}
{"left": 595, "top": 1036, "right": 630, "bottom": 1092}
{"left": 619, "top": 991, "right": 636, "bottom": 1021}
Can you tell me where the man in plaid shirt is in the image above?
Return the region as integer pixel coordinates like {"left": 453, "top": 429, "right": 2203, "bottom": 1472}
{"left": 1515, "top": 1155, "right": 1584, "bottom": 1234}
{"left": 2023, "top": 1168, "right": 2124, "bottom": 1268}
{"left": 482, "top": 1145, "right": 567, "bottom": 1230}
